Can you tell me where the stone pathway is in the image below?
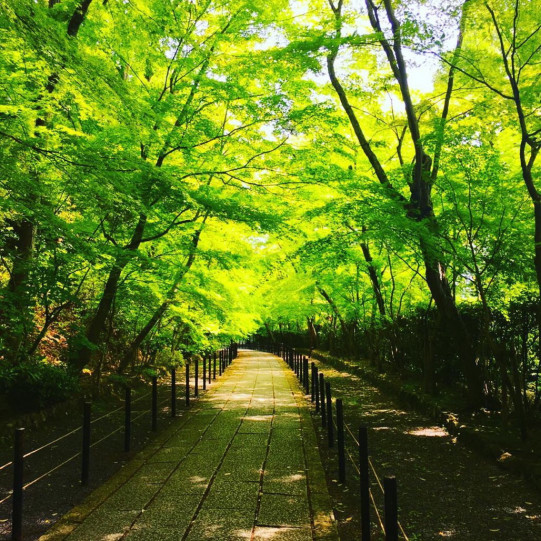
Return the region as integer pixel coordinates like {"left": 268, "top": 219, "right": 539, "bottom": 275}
{"left": 41, "top": 350, "right": 338, "bottom": 541}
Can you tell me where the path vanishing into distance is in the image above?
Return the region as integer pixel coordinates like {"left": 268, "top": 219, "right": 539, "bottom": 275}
{"left": 40, "top": 350, "right": 338, "bottom": 541}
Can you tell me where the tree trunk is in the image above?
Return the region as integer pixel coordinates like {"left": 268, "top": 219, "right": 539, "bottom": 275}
{"left": 327, "top": 0, "right": 483, "bottom": 406}
{"left": 1, "top": 219, "right": 34, "bottom": 362}
{"left": 359, "top": 236, "right": 386, "bottom": 317}
{"left": 307, "top": 317, "right": 318, "bottom": 349}
{"left": 73, "top": 214, "right": 147, "bottom": 369}
{"left": 117, "top": 228, "right": 202, "bottom": 373}
{"left": 1, "top": 1, "right": 94, "bottom": 363}
{"left": 264, "top": 321, "right": 275, "bottom": 343}
{"left": 317, "top": 284, "right": 353, "bottom": 353}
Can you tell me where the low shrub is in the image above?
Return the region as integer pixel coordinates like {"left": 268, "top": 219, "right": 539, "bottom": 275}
{"left": 1, "top": 361, "right": 79, "bottom": 412}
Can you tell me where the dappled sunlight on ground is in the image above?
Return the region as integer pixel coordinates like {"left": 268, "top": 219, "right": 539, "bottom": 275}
{"left": 308, "top": 352, "right": 541, "bottom": 540}
{"left": 406, "top": 426, "right": 448, "bottom": 437}
{"left": 232, "top": 529, "right": 252, "bottom": 538}
{"left": 368, "top": 408, "right": 408, "bottom": 415}
{"left": 253, "top": 526, "right": 310, "bottom": 539}
{"left": 267, "top": 472, "right": 305, "bottom": 484}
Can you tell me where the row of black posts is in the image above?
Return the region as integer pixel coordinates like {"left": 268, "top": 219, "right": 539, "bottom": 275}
{"left": 250, "top": 342, "right": 399, "bottom": 541}
{"left": 9, "top": 344, "right": 238, "bottom": 541}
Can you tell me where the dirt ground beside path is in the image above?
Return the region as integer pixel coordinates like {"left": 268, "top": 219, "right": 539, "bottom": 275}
{"left": 308, "top": 355, "right": 541, "bottom": 540}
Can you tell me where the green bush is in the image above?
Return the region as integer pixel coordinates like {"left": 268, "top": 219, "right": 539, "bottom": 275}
{"left": 1, "top": 361, "right": 79, "bottom": 412}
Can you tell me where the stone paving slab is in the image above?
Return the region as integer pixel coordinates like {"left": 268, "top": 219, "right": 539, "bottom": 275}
{"left": 40, "top": 350, "right": 339, "bottom": 541}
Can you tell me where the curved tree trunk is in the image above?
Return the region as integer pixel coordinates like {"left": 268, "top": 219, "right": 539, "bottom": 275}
{"left": 117, "top": 228, "right": 202, "bottom": 373}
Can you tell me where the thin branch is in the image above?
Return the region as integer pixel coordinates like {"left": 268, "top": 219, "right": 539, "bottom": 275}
{"left": 139, "top": 209, "right": 198, "bottom": 244}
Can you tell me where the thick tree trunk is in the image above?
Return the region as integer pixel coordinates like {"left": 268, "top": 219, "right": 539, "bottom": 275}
{"left": 67, "top": 0, "right": 93, "bottom": 37}
{"left": 1, "top": 219, "right": 34, "bottom": 362}
{"left": 7, "top": 219, "right": 34, "bottom": 296}
{"left": 422, "top": 239, "right": 483, "bottom": 405}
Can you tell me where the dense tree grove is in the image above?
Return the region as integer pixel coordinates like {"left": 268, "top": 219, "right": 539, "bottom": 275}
{"left": 1, "top": 0, "right": 540, "bottom": 431}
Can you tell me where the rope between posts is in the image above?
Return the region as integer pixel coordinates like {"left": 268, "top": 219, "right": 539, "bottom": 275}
{"left": 0, "top": 396, "right": 171, "bottom": 505}
{"left": 370, "top": 485, "right": 386, "bottom": 532}
{"left": 334, "top": 401, "right": 410, "bottom": 539}
{"left": 0, "top": 388, "right": 157, "bottom": 472}
{"left": 345, "top": 422, "right": 359, "bottom": 446}
{"left": 345, "top": 447, "right": 360, "bottom": 475}
{"left": 368, "top": 456, "right": 385, "bottom": 494}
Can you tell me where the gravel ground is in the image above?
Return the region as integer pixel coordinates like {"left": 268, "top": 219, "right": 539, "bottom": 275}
{"left": 306, "top": 356, "right": 541, "bottom": 540}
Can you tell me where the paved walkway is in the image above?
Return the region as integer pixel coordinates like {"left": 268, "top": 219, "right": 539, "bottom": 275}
{"left": 41, "top": 350, "right": 338, "bottom": 541}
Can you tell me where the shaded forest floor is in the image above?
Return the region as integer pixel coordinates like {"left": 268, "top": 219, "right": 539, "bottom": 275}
{"left": 308, "top": 351, "right": 541, "bottom": 540}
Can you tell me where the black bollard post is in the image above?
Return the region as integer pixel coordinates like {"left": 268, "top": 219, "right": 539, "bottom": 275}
{"left": 311, "top": 363, "right": 315, "bottom": 402}
{"left": 186, "top": 363, "right": 190, "bottom": 407}
{"left": 81, "top": 402, "right": 91, "bottom": 485}
{"left": 213, "top": 351, "right": 217, "bottom": 379}
{"left": 12, "top": 428, "right": 24, "bottom": 541}
{"left": 208, "top": 354, "right": 212, "bottom": 385}
{"left": 384, "top": 477, "right": 398, "bottom": 541}
{"left": 203, "top": 355, "right": 207, "bottom": 390}
{"left": 219, "top": 350, "right": 223, "bottom": 375}
{"left": 315, "top": 365, "right": 320, "bottom": 412}
{"left": 359, "top": 426, "right": 370, "bottom": 541}
{"left": 304, "top": 357, "right": 309, "bottom": 394}
{"left": 195, "top": 358, "right": 199, "bottom": 397}
{"left": 336, "top": 399, "right": 345, "bottom": 483}
{"left": 152, "top": 377, "right": 158, "bottom": 431}
{"left": 326, "top": 382, "right": 333, "bottom": 448}
{"left": 171, "top": 369, "right": 176, "bottom": 417}
{"left": 124, "top": 387, "right": 131, "bottom": 452}
{"left": 320, "top": 373, "right": 326, "bottom": 427}
{"left": 171, "top": 368, "right": 177, "bottom": 417}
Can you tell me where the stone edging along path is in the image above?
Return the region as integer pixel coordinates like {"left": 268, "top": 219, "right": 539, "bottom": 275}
{"left": 40, "top": 350, "right": 339, "bottom": 541}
